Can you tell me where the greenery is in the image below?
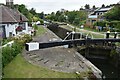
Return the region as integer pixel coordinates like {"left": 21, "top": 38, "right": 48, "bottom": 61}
{"left": 2, "top": 39, "right": 11, "bottom": 46}
{"left": 110, "top": 49, "right": 117, "bottom": 57}
{"left": 104, "top": 5, "right": 120, "bottom": 21}
{"left": 2, "top": 42, "right": 23, "bottom": 68}
{"left": 33, "top": 24, "right": 38, "bottom": 30}
{"left": 93, "top": 21, "right": 106, "bottom": 27}
{"left": 84, "top": 27, "right": 98, "bottom": 32}
{"left": 36, "top": 26, "right": 46, "bottom": 36}
{"left": 2, "top": 34, "right": 32, "bottom": 68}
{"left": 3, "top": 54, "right": 88, "bottom": 78}
{"left": 84, "top": 4, "right": 90, "bottom": 9}
{"left": 104, "top": 5, "right": 120, "bottom": 30}
{"left": 14, "top": 4, "right": 43, "bottom": 24}
{"left": 46, "top": 10, "right": 87, "bottom": 26}
{"left": 11, "top": 34, "right": 32, "bottom": 45}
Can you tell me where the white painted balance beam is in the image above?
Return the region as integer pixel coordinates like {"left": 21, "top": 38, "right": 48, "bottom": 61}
{"left": 26, "top": 42, "right": 39, "bottom": 51}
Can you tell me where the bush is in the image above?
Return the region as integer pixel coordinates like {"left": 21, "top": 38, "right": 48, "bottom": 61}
{"left": 39, "top": 19, "right": 44, "bottom": 24}
{"left": 2, "top": 38, "right": 12, "bottom": 46}
{"left": 2, "top": 42, "right": 23, "bottom": 68}
{"left": 33, "top": 24, "right": 38, "bottom": 30}
{"left": 12, "top": 34, "right": 32, "bottom": 45}
{"left": 93, "top": 21, "right": 106, "bottom": 27}
{"left": 2, "top": 34, "right": 32, "bottom": 68}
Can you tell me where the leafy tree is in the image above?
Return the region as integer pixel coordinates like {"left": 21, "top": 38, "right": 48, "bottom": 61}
{"left": 85, "top": 4, "right": 90, "bottom": 9}
{"left": 73, "top": 18, "right": 80, "bottom": 25}
{"left": 49, "top": 12, "right": 56, "bottom": 21}
{"left": 102, "top": 4, "right": 105, "bottom": 8}
{"left": 38, "top": 12, "right": 44, "bottom": 19}
{"left": 67, "top": 11, "right": 76, "bottom": 24}
{"left": 93, "top": 21, "right": 106, "bottom": 27}
{"left": 32, "top": 16, "right": 39, "bottom": 22}
{"left": 79, "top": 6, "right": 84, "bottom": 10}
{"left": 46, "top": 9, "right": 87, "bottom": 26}
{"left": 116, "top": 23, "right": 120, "bottom": 31}
{"left": 14, "top": 4, "right": 41, "bottom": 23}
{"left": 58, "top": 15, "right": 66, "bottom": 22}
{"left": 17, "top": 4, "right": 29, "bottom": 18}
{"left": 29, "top": 8, "right": 36, "bottom": 15}
{"left": 92, "top": 5, "right": 96, "bottom": 9}
{"left": 55, "top": 11, "right": 62, "bottom": 21}
{"left": 104, "top": 6, "right": 120, "bottom": 21}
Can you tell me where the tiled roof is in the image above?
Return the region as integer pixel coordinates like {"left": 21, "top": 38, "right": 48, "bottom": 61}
{"left": 0, "top": 5, "right": 28, "bottom": 23}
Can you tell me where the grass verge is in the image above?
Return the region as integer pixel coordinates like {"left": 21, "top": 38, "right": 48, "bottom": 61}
{"left": 36, "top": 25, "right": 46, "bottom": 36}
{"left": 3, "top": 54, "right": 86, "bottom": 78}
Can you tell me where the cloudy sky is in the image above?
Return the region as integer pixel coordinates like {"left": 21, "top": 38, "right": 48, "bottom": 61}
{"left": 0, "top": 0, "right": 120, "bottom": 13}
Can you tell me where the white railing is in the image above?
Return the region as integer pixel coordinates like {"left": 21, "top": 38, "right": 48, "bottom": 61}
{"left": 63, "top": 31, "right": 120, "bottom": 41}
{"left": 0, "top": 41, "right": 14, "bottom": 49}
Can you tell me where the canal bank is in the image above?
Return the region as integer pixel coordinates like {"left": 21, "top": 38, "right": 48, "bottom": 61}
{"left": 47, "top": 23, "right": 120, "bottom": 79}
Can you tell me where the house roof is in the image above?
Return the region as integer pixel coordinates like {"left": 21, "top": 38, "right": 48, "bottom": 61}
{"left": 94, "top": 7, "right": 112, "bottom": 12}
{"left": 89, "top": 7, "right": 113, "bottom": 15}
{"left": 0, "top": 5, "right": 28, "bottom": 23}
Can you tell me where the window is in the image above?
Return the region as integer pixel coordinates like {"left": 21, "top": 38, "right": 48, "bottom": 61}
{"left": 19, "top": 22, "right": 26, "bottom": 30}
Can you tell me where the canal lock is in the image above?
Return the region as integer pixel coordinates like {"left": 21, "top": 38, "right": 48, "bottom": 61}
{"left": 47, "top": 23, "right": 120, "bottom": 79}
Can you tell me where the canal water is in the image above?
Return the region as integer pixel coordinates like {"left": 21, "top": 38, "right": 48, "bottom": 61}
{"left": 88, "top": 58, "right": 118, "bottom": 78}
{"left": 47, "top": 24, "right": 119, "bottom": 79}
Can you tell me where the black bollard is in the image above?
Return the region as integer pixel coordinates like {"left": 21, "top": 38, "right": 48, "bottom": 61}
{"left": 106, "top": 31, "right": 110, "bottom": 38}
{"left": 114, "top": 32, "right": 117, "bottom": 39}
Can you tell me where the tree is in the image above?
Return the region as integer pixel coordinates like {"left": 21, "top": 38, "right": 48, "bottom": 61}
{"left": 32, "top": 16, "right": 39, "bottom": 22}
{"left": 92, "top": 5, "right": 96, "bottom": 9}
{"left": 50, "top": 12, "right": 56, "bottom": 21}
{"left": 73, "top": 18, "right": 80, "bottom": 25}
{"left": 67, "top": 11, "right": 76, "bottom": 24}
{"left": 46, "top": 9, "right": 87, "bottom": 26}
{"left": 55, "top": 11, "right": 62, "bottom": 21}
{"left": 104, "top": 6, "right": 120, "bottom": 21}
{"left": 38, "top": 12, "right": 44, "bottom": 19}
{"left": 85, "top": 4, "right": 90, "bottom": 9}
{"left": 102, "top": 4, "right": 105, "bottom": 8}
{"left": 17, "top": 4, "right": 29, "bottom": 18}
{"left": 80, "top": 6, "right": 84, "bottom": 10}
{"left": 29, "top": 8, "right": 36, "bottom": 15}
{"left": 58, "top": 15, "right": 66, "bottom": 22}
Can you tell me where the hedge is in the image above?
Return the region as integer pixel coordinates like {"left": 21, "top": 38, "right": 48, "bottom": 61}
{"left": 2, "top": 34, "right": 32, "bottom": 68}
{"left": 2, "top": 42, "right": 23, "bottom": 68}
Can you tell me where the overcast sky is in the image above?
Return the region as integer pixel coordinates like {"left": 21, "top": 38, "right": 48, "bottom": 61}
{"left": 0, "top": 0, "right": 120, "bottom": 14}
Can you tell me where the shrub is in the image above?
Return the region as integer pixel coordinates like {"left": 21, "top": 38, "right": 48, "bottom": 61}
{"left": 33, "top": 24, "right": 38, "bottom": 30}
{"left": 2, "top": 34, "right": 32, "bottom": 68}
{"left": 39, "top": 19, "right": 44, "bottom": 24}
{"left": 12, "top": 34, "right": 32, "bottom": 45}
{"left": 2, "top": 46, "right": 12, "bottom": 67}
{"left": 22, "top": 34, "right": 32, "bottom": 43}
{"left": 2, "top": 42, "right": 23, "bottom": 68}
{"left": 93, "top": 21, "right": 106, "bottom": 27}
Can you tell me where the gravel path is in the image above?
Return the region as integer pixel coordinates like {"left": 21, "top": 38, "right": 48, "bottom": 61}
{"left": 23, "top": 27, "right": 90, "bottom": 73}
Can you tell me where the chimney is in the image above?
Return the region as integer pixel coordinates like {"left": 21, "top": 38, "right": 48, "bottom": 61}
{"left": 6, "top": 0, "right": 9, "bottom": 6}
{"left": 6, "top": 0, "right": 14, "bottom": 8}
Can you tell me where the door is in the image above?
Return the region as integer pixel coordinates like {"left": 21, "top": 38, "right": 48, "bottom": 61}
{"left": 0, "top": 25, "right": 6, "bottom": 38}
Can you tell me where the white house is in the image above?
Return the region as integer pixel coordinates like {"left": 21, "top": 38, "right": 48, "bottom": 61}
{"left": 0, "top": 4, "right": 29, "bottom": 38}
{"left": 86, "top": 7, "right": 113, "bottom": 26}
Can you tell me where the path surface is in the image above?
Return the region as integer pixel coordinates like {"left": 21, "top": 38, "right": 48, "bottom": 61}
{"left": 23, "top": 27, "right": 90, "bottom": 73}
